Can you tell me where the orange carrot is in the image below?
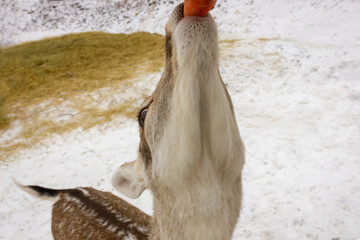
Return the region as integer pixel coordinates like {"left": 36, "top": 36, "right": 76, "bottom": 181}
{"left": 184, "top": 0, "right": 217, "bottom": 17}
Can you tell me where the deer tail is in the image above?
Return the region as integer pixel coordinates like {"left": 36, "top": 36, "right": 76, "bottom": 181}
{"left": 14, "top": 178, "right": 61, "bottom": 202}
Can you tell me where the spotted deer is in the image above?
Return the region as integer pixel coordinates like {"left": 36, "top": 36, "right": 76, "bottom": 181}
{"left": 16, "top": 182, "right": 151, "bottom": 239}
{"left": 18, "top": 2, "right": 245, "bottom": 240}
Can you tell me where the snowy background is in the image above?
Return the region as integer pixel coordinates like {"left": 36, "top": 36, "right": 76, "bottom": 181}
{"left": 1, "top": 0, "right": 360, "bottom": 239}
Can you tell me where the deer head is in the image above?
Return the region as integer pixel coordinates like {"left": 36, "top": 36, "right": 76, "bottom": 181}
{"left": 113, "top": 3, "right": 244, "bottom": 239}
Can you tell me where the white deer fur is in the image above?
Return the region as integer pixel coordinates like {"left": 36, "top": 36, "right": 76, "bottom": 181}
{"left": 155, "top": 14, "right": 243, "bottom": 187}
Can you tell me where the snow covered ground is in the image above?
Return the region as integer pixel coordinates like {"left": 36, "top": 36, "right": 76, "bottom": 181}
{"left": 1, "top": 0, "right": 360, "bottom": 239}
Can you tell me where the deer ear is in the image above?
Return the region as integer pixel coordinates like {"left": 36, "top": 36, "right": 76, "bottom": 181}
{"left": 112, "top": 159, "right": 147, "bottom": 199}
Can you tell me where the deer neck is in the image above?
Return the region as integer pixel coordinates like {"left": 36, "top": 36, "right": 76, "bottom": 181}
{"left": 151, "top": 15, "right": 244, "bottom": 240}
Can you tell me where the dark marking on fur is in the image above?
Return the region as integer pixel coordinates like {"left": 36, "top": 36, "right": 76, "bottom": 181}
{"left": 28, "top": 185, "right": 60, "bottom": 198}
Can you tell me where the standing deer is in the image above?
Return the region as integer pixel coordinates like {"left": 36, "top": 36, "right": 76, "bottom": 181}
{"left": 18, "top": 2, "right": 245, "bottom": 240}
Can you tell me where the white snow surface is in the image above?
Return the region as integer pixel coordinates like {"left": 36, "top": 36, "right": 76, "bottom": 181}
{"left": 1, "top": 0, "right": 360, "bottom": 239}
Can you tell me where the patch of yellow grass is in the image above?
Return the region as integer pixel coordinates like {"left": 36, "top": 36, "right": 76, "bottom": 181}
{"left": 0, "top": 32, "right": 164, "bottom": 160}
{"left": 0, "top": 31, "right": 164, "bottom": 128}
